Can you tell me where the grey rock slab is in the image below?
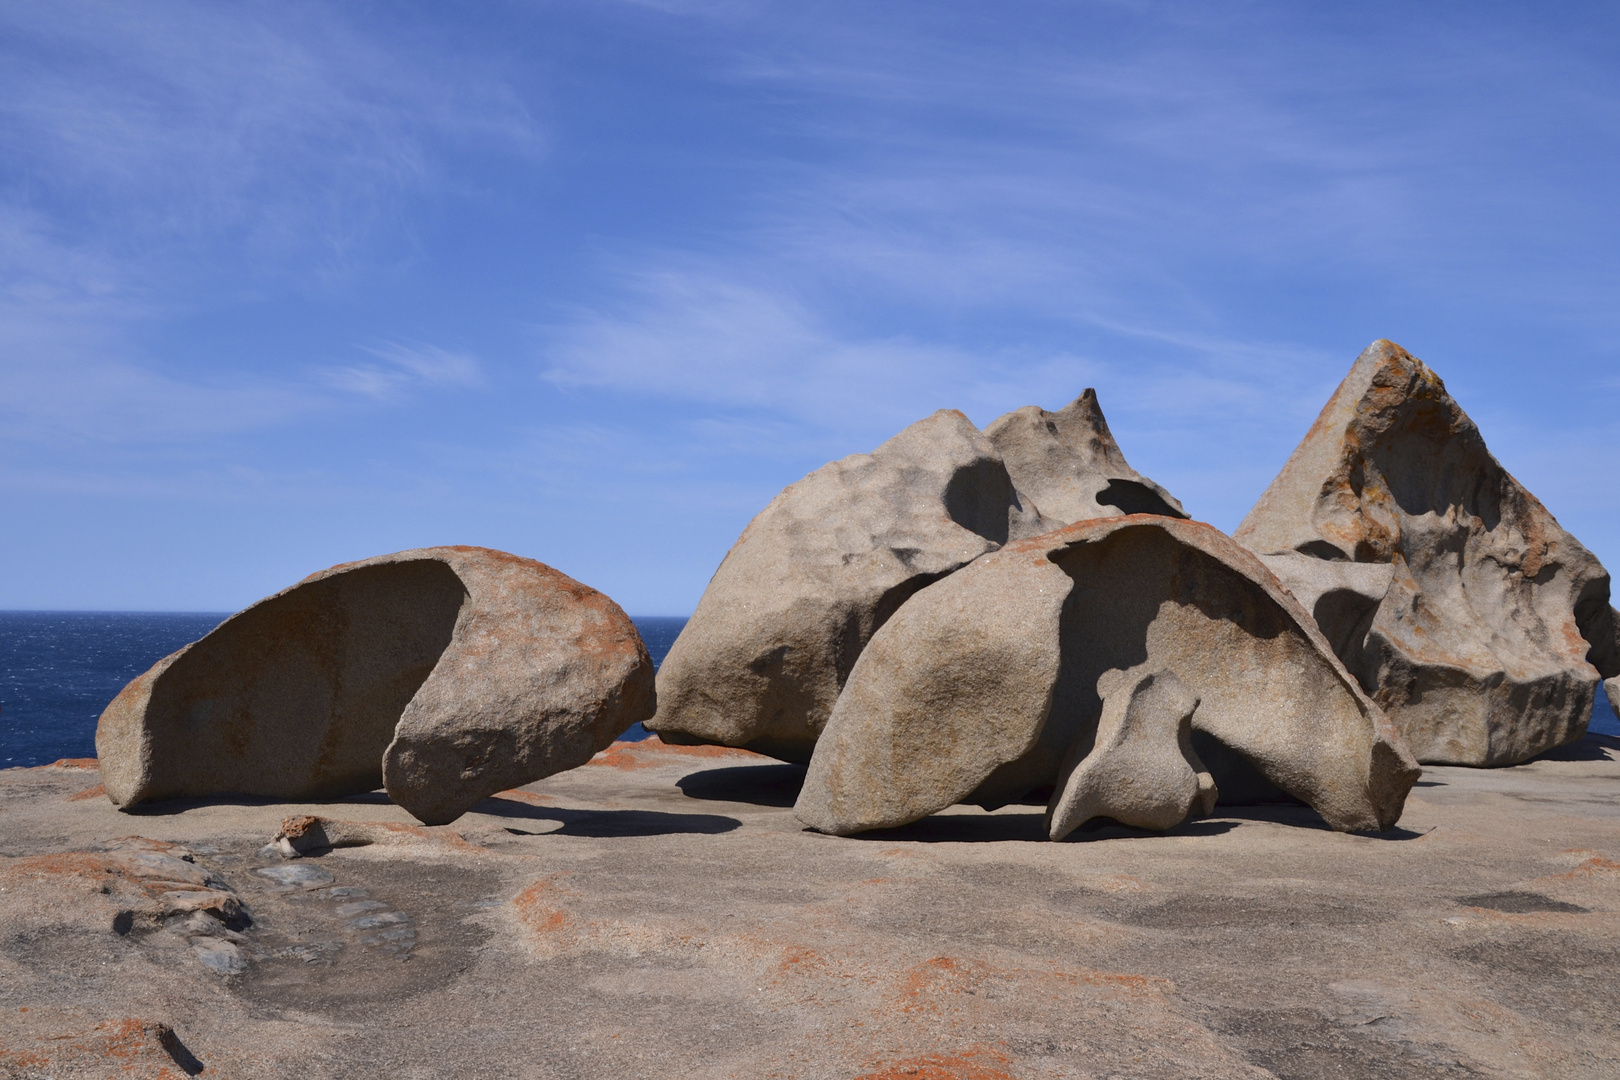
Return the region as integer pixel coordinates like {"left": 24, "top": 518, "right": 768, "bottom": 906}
{"left": 796, "top": 515, "right": 1419, "bottom": 836}
{"left": 96, "top": 545, "right": 656, "bottom": 824}
{"left": 192, "top": 938, "right": 247, "bottom": 976}
{"left": 1235, "top": 340, "right": 1616, "bottom": 765}
{"left": 1608, "top": 677, "right": 1620, "bottom": 720}
{"left": 348, "top": 911, "right": 410, "bottom": 930}
{"left": 1048, "top": 667, "right": 1217, "bottom": 841}
{"left": 254, "top": 864, "right": 336, "bottom": 890}
{"left": 648, "top": 409, "right": 1053, "bottom": 762}
{"left": 335, "top": 900, "right": 387, "bottom": 917}
{"left": 985, "top": 388, "right": 1187, "bottom": 524}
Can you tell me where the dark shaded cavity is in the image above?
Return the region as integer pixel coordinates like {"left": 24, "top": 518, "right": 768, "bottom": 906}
{"left": 1096, "top": 478, "right": 1187, "bottom": 518}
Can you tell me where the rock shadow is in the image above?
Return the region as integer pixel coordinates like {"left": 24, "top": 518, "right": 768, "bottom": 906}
{"left": 838, "top": 812, "right": 1240, "bottom": 844}
{"left": 677, "top": 764, "right": 807, "bottom": 807}
{"left": 1529, "top": 732, "right": 1620, "bottom": 762}
{"left": 474, "top": 797, "right": 740, "bottom": 837}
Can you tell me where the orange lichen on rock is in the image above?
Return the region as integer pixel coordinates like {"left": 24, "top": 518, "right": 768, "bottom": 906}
{"left": 853, "top": 1044, "right": 1017, "bottom": 1080}
{"left": 585, "top": 736, "right": 766, "bottom": 771}
{"left": 35, "top": 757, "right": 98, "bottom": 770}
{"left": 68, "top": 784, "right": 107, "bottom": 801}
{"left": 1, "top": 1018, "right": 197, "bottom": 1079}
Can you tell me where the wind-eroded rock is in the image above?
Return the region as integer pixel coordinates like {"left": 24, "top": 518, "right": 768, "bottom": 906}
{"left": 647, "top": 410, "right": 1051, "bottom": 762}
{"left": 985, "top": 389, "right": 1187, "bottom": 523}
{"left": 1235, "top": 340, "right": 1618, "bottom": 766}
{"left": 96, "top": 546, "right": 654, "bottom": 824}
{"left": 795, "top": 516, "right": 1419, "bottom": 836}
{"left": 1048, "top": 667, "right": 1218, "bottom": 841}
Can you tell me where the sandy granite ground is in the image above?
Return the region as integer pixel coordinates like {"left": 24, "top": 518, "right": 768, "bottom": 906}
{"left": 1, "top": 733, "right": 1617, "bottom": 1079}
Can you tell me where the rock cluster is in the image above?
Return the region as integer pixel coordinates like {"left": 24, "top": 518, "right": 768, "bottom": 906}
{"left": 794, "top": 516, "right": 1419, "bottom": 837}
{"left": 648, "top": 395, "right": 1184, "bottom": 760}
{"left": 84, "top": 343, "right": 1617, "bottom": 843}
{"left": 1236, "top": 340, "right": 1620, "bottom": 765}
{"left": 97, "top": 546, "right": 654, "bottom": 825}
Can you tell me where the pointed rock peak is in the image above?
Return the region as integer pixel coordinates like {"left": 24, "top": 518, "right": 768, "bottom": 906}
{"left": 985, "top": 389, "right": 1187, "bottom": 525}
{"left": 1235, "top": 339, "right": 1488, "bottom": 562}
{"left": 1236, "top": 339, "right": 1615, "bottom": 766}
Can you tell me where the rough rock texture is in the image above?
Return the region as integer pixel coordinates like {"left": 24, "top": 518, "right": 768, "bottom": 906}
{"left": 647, "top": 409, "right": 1051, "bottom": 762}
{"left": 96, "top": 546, "right": 654, "bottom": 825}
{"left": 796, "top": 516, "right": 1419, "bottom": 837}
{"left": 1048, "top": 668, "right": 1218, "bottom": 841}
{"left": 4, "top": 738, "right": 1620, "bottom": 1078}
{"left": 1610, "top": 677, "right": 1620, "bottom": 719}
{"left": 985, "top": 389, "right": 1187, "bottom": 523}
{"left": 1235, "top": 340, "right": 1619, "bottom": 766}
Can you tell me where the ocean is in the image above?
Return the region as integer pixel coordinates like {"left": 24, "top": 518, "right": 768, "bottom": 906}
{"left": 2, "top": 611, "right": 1616, "bottom": 768}
{"left": 0, "top": 612, "right": 687, "bottom": 768}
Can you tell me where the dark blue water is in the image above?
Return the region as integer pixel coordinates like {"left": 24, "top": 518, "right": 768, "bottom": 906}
{"left": 0, "top": 612, "right": 688, "bottom": 767}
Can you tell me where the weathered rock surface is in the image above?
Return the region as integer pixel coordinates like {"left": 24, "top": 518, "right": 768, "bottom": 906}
{"left": 647, "top": 409, "right": 1051, "bottom": 762}
{"left": 5, "top": 739, "right": 1620, "bottom": 1078}
{"left": 985, "top": 388, "right": 1187, "bottom": 523}
{"left": 796, "top": 515, "right": 1419, "bottom": 836}
{"left": 96, "top": 546, "right": 654, "bottom": 825}
{"left": 1048, "top": 667, "right": 1218, "bottom": 840}
{"left": 1236, "top": 340, "right": 1619, "bottom": 766}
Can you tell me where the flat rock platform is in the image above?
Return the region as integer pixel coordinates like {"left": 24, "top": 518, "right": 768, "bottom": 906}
{"left": 2, "top": 734, "right": 1618, "bottom": 1079}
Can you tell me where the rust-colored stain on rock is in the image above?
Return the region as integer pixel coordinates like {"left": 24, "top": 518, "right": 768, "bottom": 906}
{"left": 585, "top": 736, "right": 766, "bottom": 771}
{"left": 853, "top": 1044, "right": 1017, "bottom": 1080}
{"left": 35, "top": 757, "right": 99, "bottom": 770}
{"left": 67, "top": 784, "right": 106, "bottom": 801}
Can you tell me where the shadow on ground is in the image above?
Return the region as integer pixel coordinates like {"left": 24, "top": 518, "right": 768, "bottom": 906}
{"left": 475, "top": 797, "right": 740, "bottom": 837}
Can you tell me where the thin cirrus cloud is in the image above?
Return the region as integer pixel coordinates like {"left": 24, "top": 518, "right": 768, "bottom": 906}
{"left": 322, "top": 342, "right": 486, "bottom": 401}
{"left": 0, "top": 0, "right": 537, "bottom": 448}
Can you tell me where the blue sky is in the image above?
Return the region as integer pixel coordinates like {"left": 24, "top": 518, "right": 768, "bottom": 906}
{"left": 2, "top": 1, "right": 1618, "bottom": 614}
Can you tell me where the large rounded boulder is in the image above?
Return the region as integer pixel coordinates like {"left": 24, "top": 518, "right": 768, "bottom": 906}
{"left": 646, "top": 409, "right": 1051, "bottom": 762}
{"left": 96, "top": 546, "right": 654, "bottom": 824}
{"left": 795, "top": 516, "right": 1420, "bottom": 838}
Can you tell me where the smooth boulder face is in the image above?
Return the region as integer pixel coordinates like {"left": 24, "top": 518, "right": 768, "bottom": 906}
{"left": 795, "top": 516, "right": 1420, "bottom": 837}
{"left": 985, "top": 389, "right": 1186, "bottom": 524}
{"left": 647, "top": 409, "right": 1051, "bottom": 762}
{"left": 96, "top": 546, "right": 654, "bottom": 825}
{"left": 1235, "top": 340, "right": 1618, "bottom": 766}
{"left": 1048, "top": 667, "right": 1217, "bottom": 841}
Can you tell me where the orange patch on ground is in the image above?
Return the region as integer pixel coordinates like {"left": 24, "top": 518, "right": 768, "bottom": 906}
{"left": 1540, "top": 856, "right": 1620, "bottom": 882}
{"left": 34, "top": 757, "right": 98, "bottom": 770}
{"left": 68, "top": 784, "right": 106, "bottom": 802}
{"left": 513, "top": 877, "right": 575, "bottom": 935}
{"left": 586, "top": 736, "right": 766, "bottom": 771}
{"left": 0, "top": 852, "right": 116, "bottom": 885}
{"left": 854, "top": 1045, "right": 1016, "bottom": 1080}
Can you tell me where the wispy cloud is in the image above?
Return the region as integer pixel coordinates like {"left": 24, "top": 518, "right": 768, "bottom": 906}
{"left": 322, "top": 342, "right": 486, "bottom": 400}
{"left": 0, "top": 0, "right": 536, "bottom": 446}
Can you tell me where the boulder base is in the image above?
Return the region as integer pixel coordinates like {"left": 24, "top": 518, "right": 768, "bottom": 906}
{"left": 96, "top": 546, "right": 654, "bottom": 824}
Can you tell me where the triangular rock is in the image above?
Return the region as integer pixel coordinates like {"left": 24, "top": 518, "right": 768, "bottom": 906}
{"left": 1235, "top": 340, "right": 1619, "bottom": 765}
{"left": 648, "top": 410, "right": 1054, "bottom": 762}
{"left": 985, "top": 389, "right": 1186, "bottom": 523}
